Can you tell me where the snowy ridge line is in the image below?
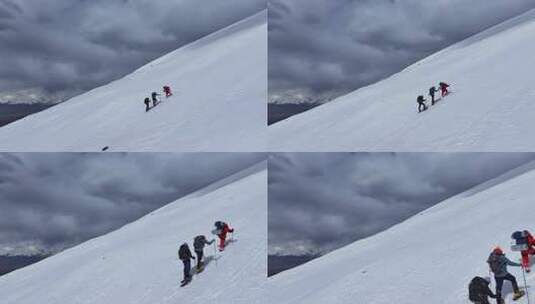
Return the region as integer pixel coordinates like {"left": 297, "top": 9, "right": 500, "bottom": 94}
{"left": 371, "top": 161, "right": 535, "bottom": 239}
{"left": 153, "top": 160, "right": 267, "bottom": 216}
{"left": 182, "top": 160, "right": 267, "bottom": 200}
{"left": 460, "top": 160, "right": 535, "bottom": 198}
{"left": 411, "top": 7, "right": 535, "bottom": 71}
{"left": 118, "top": 161, "right": 266, "bottom": 232}
{"left": 81, "top": 165, "right": 264, "bottom": 252}
{"left": 134, "top": 10, "right": 267, "bottom": 74}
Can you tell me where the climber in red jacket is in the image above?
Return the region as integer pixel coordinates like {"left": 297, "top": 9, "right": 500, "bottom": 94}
{"left": 163, "top": 85, "right": 173, "bottom": 98}
{"left": 521, "top": 230, "right": 535, "bottom": 272}
{"left": 214, "top": 221, "right": 234, "bottom": 251}
{"left": 439, "top": 82, "right": 450, "bottom": 97}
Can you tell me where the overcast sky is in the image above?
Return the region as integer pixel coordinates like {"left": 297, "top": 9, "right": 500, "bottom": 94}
{"left": 268, "top": 153, "right": 535, "bottom": 256}
{"left": 268, "top": 0, "right": 535, "bottom": 103}
{"left": 0, "top": 0, "right": 265, "bottom": 100}
{"left": 0, "top": 153, "right": 265, "bottom": 255}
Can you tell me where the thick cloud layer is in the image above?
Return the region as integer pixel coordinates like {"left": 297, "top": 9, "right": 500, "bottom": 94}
{"left": 268, "top": 0, "right": 535, "bottom": 102}
{"left": 268, "top": 153, "right": 535, "bottom": 255}
{"left": 0, "top": 153, "right": 265, "bottom": 255}
{"left": 0, "top": 0, "right": 265, "bottom": 97}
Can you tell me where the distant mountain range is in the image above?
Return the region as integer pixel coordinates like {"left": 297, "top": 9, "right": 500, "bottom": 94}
{"left": 267, "top": 91, "right": 339, "bottom": 123}
{"left": 268, "top": 90, "right": 339, "bottom": 105}
{"left": 0, "top": 240, "right": 69, "bottom": 257}
{"left": 0, "top": 88, "right": 79, "bottom": 105}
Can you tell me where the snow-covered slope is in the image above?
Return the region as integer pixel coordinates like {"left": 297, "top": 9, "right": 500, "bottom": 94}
{"left": 0, "top": 162, "right": 267, "bottom": 304}
{"left": 0, "top": 11, "right": 267, "bottom": 152}
{"left": 268, "top": 161, "right": 535, "bottom": 304}
{"left": 269, "top": 9, "right": 535, "bottom": 151}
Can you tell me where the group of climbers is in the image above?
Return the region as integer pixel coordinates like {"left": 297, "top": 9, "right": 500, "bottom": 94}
{"left": 144, "top": 85, "right": 173, "bottom": 112}
{"left": 416, "top": 82, "right": 450, "bottom": 113}
{"left": 469, "top": 230, "right": 535, "bottom": 304}
{"left": 178, "top": 221, "right": 234, "bottom": 286}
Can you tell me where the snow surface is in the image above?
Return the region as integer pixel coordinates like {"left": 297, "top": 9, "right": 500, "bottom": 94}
{"left": 269, "top": 9, "right": 535, "bottom": 151}
{"left": 0, "top": 162, "right": 267, "bottom": 304}
{"left": 0, "top": 11, "right": 267, "bottom": 152}
{"left": 268, "top": 161, "right": 535, "bottom": 304}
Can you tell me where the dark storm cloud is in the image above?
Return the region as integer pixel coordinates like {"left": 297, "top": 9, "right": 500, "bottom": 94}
{"left": 0, "top": 153, "right": 265, "bottom": 254}
{"left": 268, "top": 153, "right": 535, "bottom": 255}
{"left": 0, "top": 0, "right": 265, "bottom": 95}
{"left": 268, "top": 0, "right": 535, "bottom": 102}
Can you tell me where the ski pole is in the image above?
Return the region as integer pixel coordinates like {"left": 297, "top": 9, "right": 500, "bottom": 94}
{"left": 522, "top": 265, "right": 531, "bottom": 304}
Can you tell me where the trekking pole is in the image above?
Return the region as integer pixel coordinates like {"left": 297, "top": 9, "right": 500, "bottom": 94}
{"left": 213, "top": 243, "right": 218, "bottom": 267}
{"left": 522, "top": 266, "right": 531, "bottom": 304}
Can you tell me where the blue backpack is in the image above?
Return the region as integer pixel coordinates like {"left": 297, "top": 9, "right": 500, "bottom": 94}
{"left": 511, "top": 231, "right": 529, "bottom": 251}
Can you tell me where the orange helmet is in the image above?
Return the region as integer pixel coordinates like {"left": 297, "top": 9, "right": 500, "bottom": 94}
{"left": 493, "top": 246, "right": 503, "bottom": 255}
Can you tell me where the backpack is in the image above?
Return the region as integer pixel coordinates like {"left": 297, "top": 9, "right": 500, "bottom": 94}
{"left": 512, "top": 231, "right": 528, "bottom": 241}
{"left": 178, "top": 244, "right": 189, "bottom": 259}
{"left": 511, "top": 231, "right": 529, "bottom": 251}
{"left": 468, "top": 276, "right": 489, "bottom": 301}
{"left": 215, "top": 221, "right": 225, "bottom": 230}
{"left": 144, "top": 98, "right": 150, "bottom": 104}
{"left": 429, "top": 87, "right": 436, "bottom": 95}
{"left": 194, "top": 235, "right": 205, "bottom": 250}
{"left": 487, "top": 253, "right": 501, "bottom": 273}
